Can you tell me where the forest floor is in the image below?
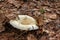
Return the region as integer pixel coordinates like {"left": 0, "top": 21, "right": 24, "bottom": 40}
{"left": 0, "top": 0, "right": 60, "bottom": 40}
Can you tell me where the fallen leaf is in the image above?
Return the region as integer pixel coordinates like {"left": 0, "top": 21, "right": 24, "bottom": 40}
{"left": 0, "top": 23, "right": 5, "bottom": 32}
{"left": 27, "top": 34, "right": 37, "bottom": 40}
{"left": 0, "top": 13, "right": 5, "bottom": 23}
{"left": 7, "top": 0, "right": 21, "bottom": 8}
{"left": 44, "top": 13, "right": 57, "bottom": 19}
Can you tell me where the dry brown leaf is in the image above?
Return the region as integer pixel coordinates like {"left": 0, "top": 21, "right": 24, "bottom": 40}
{"left": 40, "top": 36, "right": 48, "bottom": 40}
{"left": 0, "top": 13, "right": 5, "bottom": 23}
{"left": 0, "top": 35, "right": 8, "bottom": 40}
{"left": 7, "top": 0, "right": 21, "bottom": 8}
{"left": 27, "top": 34, "right": 37, "bottom": 40}
{"left": 5, "top": 13, "right": 17, "bottom": 20}
{"left": 37, "top": 16, "right": 44, "bottom": 26}
{"left": 44, "top": 13, "right": 57, "bottom": 20}
{"left": 0, "top": 23, "right": 5, "bottom": 32}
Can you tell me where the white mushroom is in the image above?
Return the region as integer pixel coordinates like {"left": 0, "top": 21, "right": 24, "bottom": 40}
{"left": 9, "top": 15, "right": 39, "bottom": 30}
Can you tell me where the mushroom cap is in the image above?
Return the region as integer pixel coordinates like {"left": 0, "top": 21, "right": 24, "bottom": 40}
{"left": 9, "top": 15, "right": 39, "bottom": 30}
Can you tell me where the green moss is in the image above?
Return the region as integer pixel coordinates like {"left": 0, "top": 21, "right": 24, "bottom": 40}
{"left": 40, "top": 8, "right": 45, "bottom": 14}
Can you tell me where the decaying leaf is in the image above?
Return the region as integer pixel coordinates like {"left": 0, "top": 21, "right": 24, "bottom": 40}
{"left": 0, "top": 35, "right": 8, "bottom": 40}
{"left": 37, "top": 16, "right": 44, "bottom": 26}
{"left": 44, "top": 13, "right": 57, "bottom": 20}
{"left": 7, "top": 0, "right": 21, "bottom": 8}
{"left": 0, "top": 13, "right": 5, "bottom": 23}
{"left": 5, "top": 13, "right": 17, "bottom": 20}
{"left": 0, "top": 23, "right": 5, "bottom": 32}
{"left": 27, "top": 34, "right": 37, "bottom": 40}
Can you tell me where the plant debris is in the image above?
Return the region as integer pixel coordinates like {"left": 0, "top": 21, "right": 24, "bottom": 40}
{"left": 0, "top": 0, "right": 60, "bottom": 40}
